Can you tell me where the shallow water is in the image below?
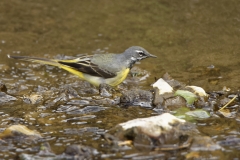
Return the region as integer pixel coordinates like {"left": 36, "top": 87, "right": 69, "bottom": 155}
{"left": 0, "top": 0, "right": 240, "bottom": 159}
{"left": 1, "top": 0, "right": 240, "bottom": 91}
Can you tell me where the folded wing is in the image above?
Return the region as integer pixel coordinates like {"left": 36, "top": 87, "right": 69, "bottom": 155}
{"left": 58, "top": 55, "right": 116, "bottom": 78}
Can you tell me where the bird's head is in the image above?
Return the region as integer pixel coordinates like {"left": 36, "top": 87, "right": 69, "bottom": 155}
{"left": 124, "top": 46, "right": 157, "bottom": 63}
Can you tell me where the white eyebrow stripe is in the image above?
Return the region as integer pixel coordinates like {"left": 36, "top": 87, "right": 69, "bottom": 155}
{"left": 136, "top": 50, "right": 143, "bottom": 53}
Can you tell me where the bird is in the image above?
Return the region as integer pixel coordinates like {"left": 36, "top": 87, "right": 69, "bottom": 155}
{"left": 8, "top": 46, "right": 157, "bottom": 87}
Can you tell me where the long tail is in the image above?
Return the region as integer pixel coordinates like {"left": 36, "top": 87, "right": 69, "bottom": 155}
{"left": 8, "top": 55, "right": 61, "bottom": 67}
{"left": 8, "top": 55, "right": 85, "bottom": 79}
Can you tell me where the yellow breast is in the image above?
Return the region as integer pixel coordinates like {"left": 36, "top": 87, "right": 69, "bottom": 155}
{"left": 105, "top": 68, "right": 130, "bottom": 86}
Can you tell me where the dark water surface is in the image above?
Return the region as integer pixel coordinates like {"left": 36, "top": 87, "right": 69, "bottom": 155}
{"left": 0, "top": 0, "right": 240, "bottom": 159}
{"left": 1, "top": 0, "right": 240, "bottom": 91}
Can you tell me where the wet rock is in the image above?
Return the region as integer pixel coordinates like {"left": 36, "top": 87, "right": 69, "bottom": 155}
{"left": 19, "top": 142, "right": 55, "bottom": 160}
{"left": 153, "top": 88, "right": 174, "bottom": 107}
{"left": 64, "top": 144, "right": 99, "bottom": 159}
{"left": 77, "top": 81, "right": 99, "bottom": 95}
{"left": 133, "top": 132, "right": 155, "bottom": 151}
{"left": 175, "top": 90, "right": 198, "bottom": 105}
{"left": 153, "top": 91, "right": 187, "bottom": 109}
{"left": 34, "top": 85, "right": 49, "bottom": 93}
{"left": 57, "top": 105, "right": 108, "bottom": 114}
{"left": 153, "top": 75, "right": 209, "bottom": 109}
{"left": 60, "top": 85, "right": 80, "bottom": 99}
{"left": 52, "top": 93, "right": 69, "bottom": 103}
{"left": 152, "top": 77, "right": 176, "bottom": 107}
{"left": 120, "top": 89, "right": 153, "bottom": 108}
{"left": 185, "top": 150, "right": 225, "bottom": 160}
{"left": 185, "top": 110, "right": 211, "bottom": 119}
{"left": 194, "top": 97, "right": 210, "bottom": 109}
{"left": 23, "top": 93, "right": 43, "bottom": 104}
{"left": 19, "top": 145, "right": 99, "bottom": 160}
{"left": 124, "top": 66, "right": 151, "bottom": 86}
{"left": 79, "top": 87, "right": 99, "bottom": 95}
{"left": 0, "top": 82, "right": 7, "bottom": 92}
{"left": 0, "top": 124, "right": 42, "bottom": 139}
{"left": 153, "top": 78, "right": 173, "bottom": 95}
{"left": 67, "top": 99, "right": 90, "bottom": 106}
{"left": 219, "top": 97, "right": 232, "bottom": 106}
{"left": 185, "top": 86, "right": 208, "bottom": 97}
{"left": 123, "top": 153, "right": 165, "bottom": 160}
{"left": 153, "top": 89, "right": 164, "bottom": 106}
{"left": 163, "top": 96, "right": 186, "bottom": 109}
{"left": 0, "top": 91, "right": 17, "bottom": 104}
{"left": 37, "top": 142, "right": 55, "bottom": 157}
{"left": 98, "top": 84, "right": 122, "bottom": 107}
{"left": 106, "top": 113, "right": 197, "bottom": 151}
{"left": 19, "top": 153, "right": 51, "bottom": 160}
{"left": 191, "top": 136, "right": 222, "bottom": 151}
{"left": 93, "top": 96, "right": 120, "bottom": 106}
{"left": 217, "top": 136, "right": 240, "bottom": 148}
{"left": 99, "top": 83, "right": 117, "bottom": 97}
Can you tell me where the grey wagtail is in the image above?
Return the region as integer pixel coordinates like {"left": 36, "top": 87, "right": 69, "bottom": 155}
{"left": 8, "top": 46, "right": 157, "bottom": 87}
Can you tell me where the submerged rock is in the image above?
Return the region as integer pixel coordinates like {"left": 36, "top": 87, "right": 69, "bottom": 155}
{"left": 19, "top": 144, "right": 99, "bottom": 160}
{"left": 120, "top": 89, "right": 153, "bottom": 108}
{"left": 0, "top": 91, "right": 17, "bottom": 104}
{"left": 191, "top": 136, "right": 222, "bottom": 151}
{"left": 65, "top": 144, "right": 99, "bottom": 159}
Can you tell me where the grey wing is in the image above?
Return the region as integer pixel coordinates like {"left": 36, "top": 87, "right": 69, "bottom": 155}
{"left": 58, "top": 55, "right": 116, "bottom": 78}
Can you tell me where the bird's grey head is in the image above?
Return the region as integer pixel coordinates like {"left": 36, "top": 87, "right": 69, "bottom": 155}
{"left": 124, "top": 46, "right": 157, "bottom": 63}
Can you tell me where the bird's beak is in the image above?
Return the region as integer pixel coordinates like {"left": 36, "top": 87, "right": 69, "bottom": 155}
{"left": 149, "top": 54, "right": 157, "bottom": 58}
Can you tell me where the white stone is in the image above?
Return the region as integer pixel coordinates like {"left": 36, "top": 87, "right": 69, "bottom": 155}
{"left": 152, "top": 78, "right": 173, "bottom": 95}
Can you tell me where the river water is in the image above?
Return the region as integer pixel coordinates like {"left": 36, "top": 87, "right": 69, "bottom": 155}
{"left": 0, "top": 0, "right": 240, "bottom": 159}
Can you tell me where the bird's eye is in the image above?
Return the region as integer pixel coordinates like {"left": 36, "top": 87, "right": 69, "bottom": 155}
{"left": 136, "top": 50, "right": 144, "bottom": 57}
